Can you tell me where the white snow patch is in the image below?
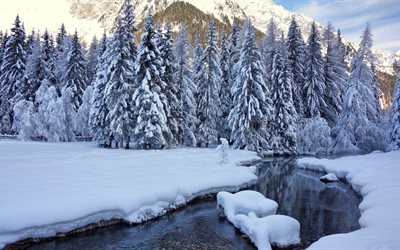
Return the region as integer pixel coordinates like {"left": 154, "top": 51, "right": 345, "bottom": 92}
{"left": 217, "top": 191, "right": 278, "bottom": 220}
{"left": 297, "top": 150, "right": 400, "bottom": 249}
{"left": 0, "top": 141, "right": 259, "bottom": 248}
{"left": 320, "top": 173, "right": 339, "bottom": 182}
{"left": 233, "top": 213, "right": 301, "bottom": 250}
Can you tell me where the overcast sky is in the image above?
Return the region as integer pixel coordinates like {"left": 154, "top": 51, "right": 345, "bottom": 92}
{"left": 276, "top": 0, "right": 400, "bottom": 52}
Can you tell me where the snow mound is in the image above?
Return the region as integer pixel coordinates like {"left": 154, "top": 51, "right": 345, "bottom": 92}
{"left": 217, "top": 191, "right": 278, "bottom": 219}
{"left": 320, "top": 173, "right": 339, "bottom": 182}
{"left": 233, "top": 212, "right": 301, "bottom": 250}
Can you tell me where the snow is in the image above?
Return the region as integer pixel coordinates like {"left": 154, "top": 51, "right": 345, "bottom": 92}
{"left": 217, "top": 191, "right": 278, "bottom": 220}
{"left": 0, "top": 140, "right": 259, "bottom": 248}
{"left": 234, "top": 213, "right": 301, "bottom": 250}
{"left": 320, "top": 173, "right": 339, "bottom": 182}
{"left": 297, "top": 150, "right": 400, "bottom": 249}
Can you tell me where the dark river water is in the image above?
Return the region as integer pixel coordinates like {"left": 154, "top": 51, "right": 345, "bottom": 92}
{"left": 31, "top": 158, "right": 362, "bottom": 250}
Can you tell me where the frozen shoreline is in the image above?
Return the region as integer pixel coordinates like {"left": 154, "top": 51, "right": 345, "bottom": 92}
{"left": 298, "top": 150, "right": 400, "bottom": 249}
{"left": 0, "top": 141, "right": 259, "bottom": 248}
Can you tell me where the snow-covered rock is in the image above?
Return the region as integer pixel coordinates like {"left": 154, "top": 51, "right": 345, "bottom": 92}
{"left": 233, "top": 212, "right": 301, "bottom": 250}
{"left": 320, "top": 173, "right": 339, "bottom": 182}
{"left": 298, "top": 151, "right": 400, "bottom": 249}
{"left": 217, "top": 191, "right": 278, "bottom": 220}
{"left": 0, "top": 141, "right": 259, "bottom": 248}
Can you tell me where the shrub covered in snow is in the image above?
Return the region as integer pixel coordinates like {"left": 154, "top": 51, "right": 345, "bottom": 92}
{"left": 297, "top": 117, "right": 331, "bottom": 155}
{"left": 216, "top": 138, "right": 230, "bottom": 164}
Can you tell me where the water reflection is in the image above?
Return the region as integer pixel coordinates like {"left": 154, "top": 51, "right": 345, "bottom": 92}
{"left": 256, "top": 158, "right": 362, "bottom": 247}
{"left": 31, "top": 159, "right": 361, "bottom": 250}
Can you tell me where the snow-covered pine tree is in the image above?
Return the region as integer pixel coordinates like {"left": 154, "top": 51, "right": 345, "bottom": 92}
{"left": 269, "top": 34, "right": 297, "bottom": 155}
{"left": 60, "top": 87, "right": 76, "bottom": 141}
{"left": 99, "top": 32, "right": 108, "bottom": 57}
{"left": 262, "top": 19, "right": 279, "bottom": 84}
{"left": 0, "top": 15, "right": 27, "bottom": 134}
{"left": 196, "top": 19, "right": 221, "bottom": 147}
{"left": 122, "top": 0, "right": 137, "bottom": 61}
{"left": 287, "top": 16, "right": 306, "bottom": 117}
{"left": 158, "top": 22, "right": 181, "bottom": 147}
{"left": 42, "top": 30, "right": 56, "bottom": 74}
{"left": 330, "top": 25, "right": 385, "bottom": 154}
{"left": 389, "top": 74, "right": 400, "bottom": 151}
{"left": 304, "top": 21, "right": 326, "bottom": 118}
{"left": 192, "top": 36, "right": 203, "bottom": 89}
{"left": 347, "top": 23, "right": 381, "bottom": 124}
{"left": 322, "top": 22, "right": 343, "bottom": 126}
{"left": 218, "top": 30, "right": 231, "bottom": 140}
{"left": 227, "top": 23, "right": 240, "bottom": 97}
{"left": 55, "top": 24, "right": 70, "bottom": 90}
{"left": 229, "top": 20, "right": 270, "bottom": 152}
{"left": 26, "top": 30, "right": 36, "bottom": 56}
{"left": 86, "top": 36, "right": 99, "bottom": 85}
{"left": 77, "top": 85, "right": 93, "bottom": 137}
{"left": 174, "top": 24, "right": 197, "bottom": 146}
{"left": 0, "top": 32, "right": 7, "bottom": 74}
{"left": 62, "top": 31, "right": 87, "bottom": 111}
{"left": 102, "top": 15, "right": 136, "bottom": 148}
{"left": 132, "top": 12, "right": 169, "bottom": 149}
{"left": 335, "top": 29, "right": 348, "bottom": 100}
{"left": 56, "top": 24, "right": 67, "bottom": 51}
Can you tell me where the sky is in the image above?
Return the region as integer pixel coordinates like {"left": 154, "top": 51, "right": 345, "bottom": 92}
{"left": 276, "top": 0, "right": 400, "bottom": 52}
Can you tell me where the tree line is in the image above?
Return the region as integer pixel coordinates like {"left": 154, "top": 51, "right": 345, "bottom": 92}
{"left": 1, "top": 0, "right": 399, "bottom": 154}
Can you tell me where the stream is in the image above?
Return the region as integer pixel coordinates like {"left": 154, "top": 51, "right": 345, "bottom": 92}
{"left": 31, "top": 158, "right": 362, "bottom": 249}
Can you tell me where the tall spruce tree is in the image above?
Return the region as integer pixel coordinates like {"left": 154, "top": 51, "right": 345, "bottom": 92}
{"left": 132, "top": 12, "right": 170, "bottom": 149}
{"left": 229, "top": 20, "right": 270, "bottom": 151}
{"left": 0, "top": 15, "right": 27, "bottom": 134}
{"left": 270, "top": 35, "right": 297, "bottom": 154}
{"left": 262, "top": 19, "right": 279, "bottom": 84}
{"left": 219, "top": 30, "right": 231, "bottom": 140}
{"left": 196, "top": 19, "right": 221, "bottom": 147}
{"left": 322, "top": 22, "right": 344, "bottom": 126}
{"left": 227, "top": 23, "right": 240, "bottom": 98}
{"left": 336, "top": 29, "right": 349, "bottom": 99}
{"left": 304, "top": 21, "right": 326, "bottom": 118}
{"left": 287, "top": 17, "right": 306, "bottom": 117}
{"left": 159, "top": 22, "right": 181, "bottom": 147}
{"left": 174, "top": 24, "right": 197, "bottom": 146}
{"left": 62, "top": 31, "right": 87, "bottom": 111}
{"left": 103, "top": 17, "right": 135, "bottom": 148}
{"left": 192, "top": 36, "right": 202, "bottom": 90}
{"left": 389, "top": 74, "right": 400, "bottom": 151}
{"left": 87, "top": 36, "right": 99, "bottom": 85}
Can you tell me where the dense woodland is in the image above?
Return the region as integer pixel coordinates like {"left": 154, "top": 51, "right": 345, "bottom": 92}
{"left": 0, "top": 0, "right": 399, "bottom": 155}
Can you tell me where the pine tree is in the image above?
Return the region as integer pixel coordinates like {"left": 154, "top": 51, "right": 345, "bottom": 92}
{"left": 322, "top": 22, "right": 344, "bottom": 126}
{"left": 77, "top": 85, "right": 93, "bottom": 137}
{"left": 270, "top": 35, "right": 297, "bottom": 154}
{"left": 132, "top": 12, "right": 169, "bottom": 149}
{"left": 41, "top": 30, "right": 58, "bottom": 87}
{"left": 55, "top": 24, "right": 70, "bottom": 90}
{"left": 304, "top": 21, "right": 326, "bottom": 118}
{"left": 227, "top": 23, "right": 240, "bottom": 97}
{"left": 159, "top": 22, "right": 181, "bottom": 147}
{"left": 196, "top": 19, "right": 221, "bottom": 147}
{"left": 262, "top": 19, "right": 279, "bottom": 84}
{"left": 389, "top": 74, "right": 400, "bottom": 151}
{"left": 0, "top": 15, "right": 27, "bottom": 134}
{"left": 174, "top": 24, "right": 197, "bottom": 146}
{"left": 229, "top": 20, "right": 270, "bottom": 152}
{"left": 287, "top": 17, "right": 306, "bottom": 117}
{"left": 336, "top": 29, "right": 349, "bottom": 99}
{"left": 60, "top": 87, "right": 76, "bottom": 141}
{"left": 62, "top": 31, "right": 87, "bottom": 111}
{"left": 192, "top": 36, "right": 202, "bottom": 93}
{"left": 331, "top": 24, "right": 385, "bottom": 154}
{"left": 26, "top": 29, "right": 36, "bottom": 55}
{"left": 103, "top": 14, "right": 136, "bottom": 148}
{"left": 218, "top": 30, "right": 231, "bottom": 140}
{"left": 86, "top": 36, "right": 99, "bottom": 85}
{"left": 56, "top": 24, "right": 67, "bottom": 52}
{"left": 0, "top": 32, "right": 7, "bottom": 74}
{"left": 99, "top": 32, "right": 108, "bottom": 56}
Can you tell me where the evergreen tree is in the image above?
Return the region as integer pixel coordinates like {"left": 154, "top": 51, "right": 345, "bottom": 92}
{"left": 304, "top": 21, "right": 326, "bottom": 118}
{"left": 41, "top": 30, "right": 57, "bottom": 87}
{"left": 62, "top": 31, "right": 87, "bottom": 111}
{"left": 56, "top": 24, "right": 67, "bottom": 51}
{"left": 55, "top": 24, "right": 70, "bottom": 90}
{"left": 389, "top": 74, "right": 400, "bottom": 151}
{"left": 77, "top": 85, "right": 93, "bottom": 137}
{"left": 262, "top": 19, "right": 279, "bottom": 84}
{"left": 0, "top": 32, "right": 7, "bottom": 74}
{"left": 0, "top": 15, "right": 27, "bottom": 134}
{"left": 159, "top": 22, "right": 181, "bottom": 147}
{"left": 227, "top": 23, "right": 240, "bottom": 98}
{"left": 99, "top": 31, "right": 108, "bottom": 56}
{"left": 132, "top": 12, "right": 169, "bottom": 149}
{"left": 322, "top": 22, "right": 344, "bottom": 126}
{"left": 331, "top": 25, "right": 385, "bottom": 154}
{"left": 229, "top": 20, "right": 270, "bottom": 151}
{"left": 174, "top": 24, "right": 197, "bottom": 146}
{"left": 336, "top": 29, "right": 349, "bottom": 99}
{"left": 219, "top": 30, "right": 231, "bottom": 140}
{"left": 103, "top": 16, "right": 136, "bottom": 148}
{"left": 86, "top": 36, "right": 99, "bottom": 85}
{"left": 26, "top": 29, "right": 36, "bottom": 55}
{"left": 287, "top": 17, "right": 306, "bottom": 117}
{"left": 270, "top": 35, "right": 297, "bottom": 154}
{"left": 192, "top": 36, "right": 202, "bottom": 92}
{"left": 196, "top": 19, "right": 221, "bottom": 147}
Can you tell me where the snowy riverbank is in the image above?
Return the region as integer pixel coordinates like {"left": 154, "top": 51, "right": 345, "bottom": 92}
{"left": 0, "top": 141, "right": 259, "bottom": 248}
{"left": 298, "top": 150, "right": 400, "bottom": 249}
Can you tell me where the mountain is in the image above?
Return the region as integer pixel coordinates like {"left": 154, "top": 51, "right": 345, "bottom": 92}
{"left": 0, "top": 0, "right": 397, "bottom": 107}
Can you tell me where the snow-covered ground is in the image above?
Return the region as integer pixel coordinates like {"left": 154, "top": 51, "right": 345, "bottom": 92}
{"left": 298, "top": 150, "right": 400, "bottom": 249}
{"left": 0, "top": 140, "right": 258, "bottom": 248}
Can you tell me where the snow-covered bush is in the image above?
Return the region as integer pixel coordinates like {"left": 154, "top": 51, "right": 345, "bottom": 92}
{"left": 217, "top": 138, "right": 230, "bottom": 164}
{"left": 12, "top": 100, "right": 38, "bottom": 140}
{"left": 76, "top": 86, "right": 93, "bottom": 137}
{"left": 297, "top": 117, "right": 331, "bottom": 155}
